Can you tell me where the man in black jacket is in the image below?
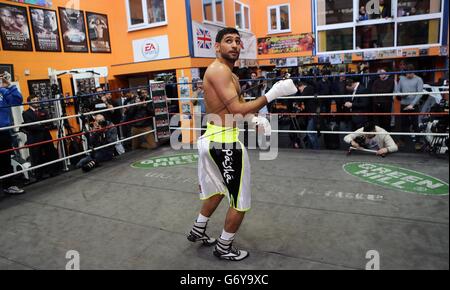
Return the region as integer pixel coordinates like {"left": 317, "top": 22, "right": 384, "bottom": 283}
{"left": 332, "top": 72, "right": 352, "bottom": 145}
{"left": 22, "top": 95, "right": 59, "bottom": 180}
{"left": 125, "top": 90, "right": 157, "bottom": 150}
{"left": 345, "top": 78, "right": 372, "bottom": 130}
{"left": 299, "top": 81, "right": 320, "bottom": 149}
{"left": 371, "top": 69, "right": 395, "bottom": 131}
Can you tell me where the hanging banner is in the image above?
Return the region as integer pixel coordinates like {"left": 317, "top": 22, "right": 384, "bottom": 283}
{"left": 8, "top": 0, "right": 52, "bottom": 8}
{"left": 192, "top": 21, "right": 256, "bottom": 60}
{"left": 257, "top": 33, "right": 314, "bottom": 55}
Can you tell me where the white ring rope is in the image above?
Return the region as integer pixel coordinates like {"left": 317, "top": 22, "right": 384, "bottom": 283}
{"left": 168, "top": 89, "right": 449, "bottom": 101}
{"left": 0, "top": 99, "right": 154, "bottom": 132}
{"left": 0, "top": 129, "right": 155, "bottom": 180}
{"left": 169, "top": 126, "right": 449, "bottom": 137}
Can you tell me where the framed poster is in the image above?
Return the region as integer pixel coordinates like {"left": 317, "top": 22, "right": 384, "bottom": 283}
{"left": 150, "top": 81, "right": 170, "bottom": 139}
{"left": 29, "top": 7, "right": 61, "bottom": 52}
{"left": 86, "top": 12, "right": 111, "bottom": 53}
{"left": 27, "top": 78, "right": 64, "bottom": 125}
{"left": 0, "top": 64, "right": 14, "bottom": 81}
{"left": 0, "top": 3, "right": 33, "bottom": 51}
{"left": 58, "top": 7, "right": 88, "bottom": 52}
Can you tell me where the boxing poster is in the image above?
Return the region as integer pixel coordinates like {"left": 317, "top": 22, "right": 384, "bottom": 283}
{"left": 86, "top": 12, "right": 111, "bottom": 53}
{"left": 29, "top": 7, "right": 61, "bottom": 52}
{"left": 0, "top": 3, "right": 33, "bottom": 51}
{"left": 58, "top": 7, "right": 88, "bottom": 52}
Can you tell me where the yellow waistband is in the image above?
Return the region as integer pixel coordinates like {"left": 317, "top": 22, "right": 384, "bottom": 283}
{"left": 204, "top": 123, "right": 239, "bottom": 143}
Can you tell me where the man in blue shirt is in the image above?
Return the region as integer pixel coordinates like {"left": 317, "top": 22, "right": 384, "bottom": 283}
{"left": 0, "top": 73, "right": 25, "bottom": 195}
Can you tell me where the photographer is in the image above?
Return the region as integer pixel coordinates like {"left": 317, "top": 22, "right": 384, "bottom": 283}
{"left": 76, "top": 114, "right": 117, "bottom": 172}
{"left": 95, "top": 87, "right": 114, "bottom": 123}
{"left": 22, "top": 95, "right": 59, "bottom": 180}
{"left": 0, "top": 72, "right": 25, "bottom": 195}
{"left": 125, "top": 89, "right": 157, "bottom": 150}
{"left": 344, "top": 122, "right": 398, "bottom": 156}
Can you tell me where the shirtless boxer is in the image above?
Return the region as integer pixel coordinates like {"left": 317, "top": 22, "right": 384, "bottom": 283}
{"left": 187, "top": 27, "right": 297, "bottom": 261}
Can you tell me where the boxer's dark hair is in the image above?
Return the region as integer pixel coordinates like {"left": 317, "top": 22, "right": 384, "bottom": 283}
{"left": 216, "top": 27, "right": 240, "bottom": 43}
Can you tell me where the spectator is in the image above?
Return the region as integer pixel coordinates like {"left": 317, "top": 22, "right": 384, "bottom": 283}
{"left": 345, "top": 78, "right": 372, "bottom": 130}
{"left": 247, "top": 72, "right": 260, "bottom": 99}
{"left": 76, "top": 114, "right": 117, "bottom": 172}
{"left": 344, "top": 122, "right": 398, "bottom": 156}
{"left": 333, "top": 72, "right": 353, "bottom": 144}
{"left": 114, "top": 89, "right": 134, "bottom": 150}
{"left": 0, "top": 73, "right": 25, "bottom": 195}
{"left": 298, "top": 81, "right": 320, "bottom": 150}
{"left": 371, "top": 0, "right": 392, "bottom": 19}
{"left": 358, "top": 5, "right": 369, "bottom": 21}
{"left": 257, "top": 77, "right": 269, "bottom": 116}
{"left": 316, "top": 69, "right": 332, "bottom": 114}
{"left": 286, "top": 82, "right": 303, "bottom": 149}
{"left": 371, "top": 69, "right": 395, "bottom": 131}
{"left": 95, "top": 87, "right": 114, "bottom": 123}
{"left": 22, "top": 95, "right": 59, "bottom": 180}
{"left": 125, "top": 90, "right": 157, "bottom": 150}
{"left": 395, "top": 64, "right": 424, "bottom": 145}
{"left": 192, "top": 80, "right": 206, "bottom": 126}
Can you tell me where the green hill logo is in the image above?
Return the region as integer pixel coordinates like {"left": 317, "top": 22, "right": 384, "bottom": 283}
{"left": 343, "top": 162, "right": 449, "bottom": 196}
{"left": 132, "top": 154, "right": 199, "bottom": 169}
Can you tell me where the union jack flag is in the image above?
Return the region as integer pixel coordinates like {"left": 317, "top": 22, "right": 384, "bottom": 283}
{"left": 197, "top": 28, "right": 212, "bottom": 49}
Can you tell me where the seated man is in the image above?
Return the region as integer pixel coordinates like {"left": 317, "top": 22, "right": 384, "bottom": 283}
{"left": 344, "top": 122, "right": 398, "bottom": 156}
{"left": 76, "top": 114, "right": 117, "bottom": 172}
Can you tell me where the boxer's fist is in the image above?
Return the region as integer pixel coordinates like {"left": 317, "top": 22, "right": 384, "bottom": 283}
{"left": 265, "top": 79, "right": 298, "bottom": 103}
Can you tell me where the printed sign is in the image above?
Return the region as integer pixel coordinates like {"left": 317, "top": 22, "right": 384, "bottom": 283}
{"left": 133, "top": 35, "right": 169, "bottom": 62}
{"left": 343, "top": 162, "right": 449, "bottom": 196}
{"left": 132, "top": 154, "right": 199, "bottom": 169}
{"left": 257, "top": 33, "right": 314, "bottom": 55}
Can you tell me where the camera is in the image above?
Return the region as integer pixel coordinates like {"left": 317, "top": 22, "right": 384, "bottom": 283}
{"left": 354, "top": 136, "right": 366, "bottom": 147}
{"left": 97, "top": 120, "right": 107, "bottom": 128}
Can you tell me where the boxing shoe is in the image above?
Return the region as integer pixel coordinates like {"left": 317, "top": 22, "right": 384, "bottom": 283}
{"left": 213, "top": 237, "right": 249, "bottom": 261}
{"left": 187, "top": 220, "right": 217, "bottom": 246}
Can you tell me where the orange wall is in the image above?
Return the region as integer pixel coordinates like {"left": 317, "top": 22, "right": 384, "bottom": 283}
{"left": 189, "top": 0, "right": 314, "bottom": 68}
{"left": 0, "top": 0, "right": 191, "bottom": 96}
{"left": 0, "top": 0, "right": 120, "bottom": 98}
{"left": 110, "top": 0, "right": 190, "bottom": 73}
{"left": 250, "top": 0, "right": 313, "bottom": 62}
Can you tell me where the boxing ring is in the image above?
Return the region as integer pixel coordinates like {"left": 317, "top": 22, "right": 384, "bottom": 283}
{"left": 0, "top": 69, "right": 448, "bottom": 270}
{"left": 0, "top": 147, "right": 448, "bottom": 270}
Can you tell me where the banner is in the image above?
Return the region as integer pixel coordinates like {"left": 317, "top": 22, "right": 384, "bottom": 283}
{"left": 132, "top": 35, "right": 170, "bottom": 62}
{"left": 0, "top": 3, "right": 32, "bottom": 51}
{"left": 86, "top": 12, "right": 111, "bottom": 53}
{"left": 58, "top": 7, "right": 88, "bottom": 52}
{"left": 192, "top": 21, "right": 256, "bottom": 59}
{"left": 8, "top": 1, "right": 52, "bottom": 8}
{"left": 29, "top": 7, "right": 61, "bottom": 52}
{"left": 257, "top": 33, "right": 314, "bottom": 55}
